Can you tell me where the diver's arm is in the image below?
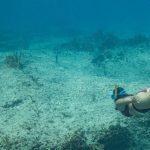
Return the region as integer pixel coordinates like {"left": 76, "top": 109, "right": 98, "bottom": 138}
{"left": 116, "top": 96, "right": 133, "bottom": 106}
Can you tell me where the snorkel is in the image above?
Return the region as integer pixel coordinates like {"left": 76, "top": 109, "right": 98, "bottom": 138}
{"left": 111, "top": 84, "right": 129, "bottom": 101}
{"left": 114, "top": 83, "right": 118, "bottom": 100}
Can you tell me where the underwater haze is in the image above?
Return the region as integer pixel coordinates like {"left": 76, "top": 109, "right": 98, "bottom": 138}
{"left": 0, "top": 0, "right": 150, "bottom": 150}
{"left": 1, "top": 0, "right": 150, "bottom": 35}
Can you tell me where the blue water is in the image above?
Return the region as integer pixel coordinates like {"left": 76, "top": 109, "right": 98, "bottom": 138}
{"left": 1, "top": 0, "right": 150, "bottom": 34}
{"left": 0, "top": 0, "right": 150, "bottom": 150}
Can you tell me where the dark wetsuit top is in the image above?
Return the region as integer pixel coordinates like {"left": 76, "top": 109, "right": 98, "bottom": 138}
{"left": 121, "top": 104, "right": 150, "bottom": 117}
{"left": 121, "top": 105, "right": 132, "bottom": 117}
{"left": 116, "top": 89, "right": 150, "bottom": 117}
{"left": 132, "top": 104, "right": 150, "bottom": 113}
{"left": 120, "top": 89, "right": 150, "bottom": 117}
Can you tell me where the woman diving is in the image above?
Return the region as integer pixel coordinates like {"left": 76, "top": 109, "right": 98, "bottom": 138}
{"left": 111, "top": 85, "right": 150, "bottom": 117}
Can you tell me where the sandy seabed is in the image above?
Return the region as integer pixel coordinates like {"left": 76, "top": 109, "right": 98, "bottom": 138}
{"left": 0, "top": 36, "right": 150, "bottom": 150}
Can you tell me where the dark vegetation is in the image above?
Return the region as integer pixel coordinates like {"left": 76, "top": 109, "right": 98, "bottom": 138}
{"left": 53, "top": 47, "right": 62, "bottom": 64}
{"left": 93, "top": 32, "right": 122, "bottom": 50}
{"left": 96, "top": 124, "right": 135, "bottom": 150}
{"left": 5, "top": 52, "right": 24, "bottom": 69}
{"left": 124, "top": 34, "right": 149, "bottom": 47}
{"left": 53, "top": 130, "right": 104, "bottom": 150}
{"left": 0, "top": 124, "right": 133, "bottom": 149}
{"left": 59, "top": 36, "right": 95, "bottom": 52}
{"left": 0, "top": 123, "right": 139, "bottom": 150}
{"left": 59, "top": 130, "right": 91, "bottom": 150}
{"left": 0, "top": 134, "right": 14, "bottom": 150}
{"left": 91, "top": 32, "right": 150, "bottom": 67}
{"left": 2, "top": 99, "right": 23, "bottom": 108}
{"left": 52, "top": 123, "right": 134, "bottom": 150}
{"left": 0, "top": 33, "right": 32, "bottom": 69}
{"left": 55, "top": 31, "right": 149, "bottom": 67}
{"left": 58, "top": 31, "right": 149, "bottom": 52}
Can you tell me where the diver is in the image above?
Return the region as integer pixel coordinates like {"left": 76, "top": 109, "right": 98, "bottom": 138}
{"left": 111, "top": 84, "right": 150, "bottom": 117}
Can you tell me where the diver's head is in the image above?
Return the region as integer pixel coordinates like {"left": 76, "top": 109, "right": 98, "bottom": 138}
{"left": 111, "top": 86, "right": 129, "bottom": 101}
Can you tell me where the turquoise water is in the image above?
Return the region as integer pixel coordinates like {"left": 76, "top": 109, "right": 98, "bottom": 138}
{"left": 0, "top": 1, "right": 150, "bottom": 150}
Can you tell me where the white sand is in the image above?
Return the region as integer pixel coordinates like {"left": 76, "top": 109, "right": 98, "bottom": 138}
{"left": 0, "top": 36, "right": 150, "bottom": 149}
